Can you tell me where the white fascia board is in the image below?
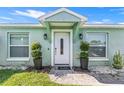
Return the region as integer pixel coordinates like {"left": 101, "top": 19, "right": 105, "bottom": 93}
{"left": 81, "top": 24, "right": 124, "bottom": 28}
{"left": 0, "top": 23, "right": 44, "bottom": 28}
{"left": 1, "top": 23, "right": 124, "bottom": 29}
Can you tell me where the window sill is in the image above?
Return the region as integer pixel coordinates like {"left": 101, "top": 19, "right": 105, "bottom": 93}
{"left": 89, "top": 58, "right": 109, "bottom": 61}
{"left": 7, "top": 58, "right": 30, "bottom": 62}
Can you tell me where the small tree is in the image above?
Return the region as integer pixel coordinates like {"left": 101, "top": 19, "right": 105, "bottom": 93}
{"left": 112, "top": 50, "right": 123, "bottom": 69}
{"left": 80, "top": 41, "right": 89, "bottom": 59}
{"left": 31, "top": 42, "right": 42, "bottom": 69}
{"left": 80, "top": 41, "right": 89, "bottom": 70}
{"left": 80, "top": 41, "right": 89, "bottom": 51}
{"left": 31, "top": 42, "right": 42, "bottom": 60}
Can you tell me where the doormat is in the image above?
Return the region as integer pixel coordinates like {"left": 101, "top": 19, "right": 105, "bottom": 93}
{"left": 58, "top": 67, "right": 70, "bottom": 70}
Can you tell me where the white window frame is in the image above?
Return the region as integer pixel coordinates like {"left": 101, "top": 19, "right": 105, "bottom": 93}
{"left": 85, "top": 32, "right": 108, "bottom": 60}
{"left": 7, "top": 32, "right": 30, "bottom": 61}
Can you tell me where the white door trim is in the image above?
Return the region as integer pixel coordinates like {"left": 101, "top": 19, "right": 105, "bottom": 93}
{"left": 51, "top": 29, "right": 73, "bottom": 68}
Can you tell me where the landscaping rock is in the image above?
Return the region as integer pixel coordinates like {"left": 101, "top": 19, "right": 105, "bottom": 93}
{"left": 0, "top": 65, "right": 29, "bottom": 70}
{"left": 89, "top": 66, "right": 124, "bottom": 75}
{"left": 118, "top": 72, "right": 124, "bottom": 76}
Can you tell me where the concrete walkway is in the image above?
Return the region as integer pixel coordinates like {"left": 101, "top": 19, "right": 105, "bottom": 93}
{"left": 49, "top": 66, "right": 124, "bottom": 85}
{"left": 49, "top": 68, "right": 103, "bottom": 85}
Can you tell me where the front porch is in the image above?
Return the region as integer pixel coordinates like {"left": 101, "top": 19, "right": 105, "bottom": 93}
{"left": 39, "top": 8, "right": 87, "bottom": 68}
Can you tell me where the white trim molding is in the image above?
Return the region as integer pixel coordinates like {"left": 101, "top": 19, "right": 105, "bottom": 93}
{"left": 7, "top": 57, "right": 30, "bottom": 62}
{"left": 82, "top": 24, "right": 124, "bottom": 28}
{"left": 1, "top": 23, "right": 124, "bottom": 29}
{"left": 0, "top": 24, "right": 44, "bottom": 28}
{"left": 51, "top": 29, "right": 73, "bottom": 68}
{"left": 89, "top": 58, "right": 109, "bottom": 61}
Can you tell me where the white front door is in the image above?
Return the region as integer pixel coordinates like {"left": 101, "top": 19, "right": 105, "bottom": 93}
{"left": 54, "top": 32, "right": 70, "bottom": 65}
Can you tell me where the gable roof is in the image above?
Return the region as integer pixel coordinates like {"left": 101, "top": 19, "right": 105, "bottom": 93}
{"left": 39, "top": 8, "right": 87, "bottom": 22}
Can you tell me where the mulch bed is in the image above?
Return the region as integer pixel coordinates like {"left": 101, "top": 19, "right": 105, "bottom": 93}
{"left": 25, "top": 66, "right": 52, "bottom": 73}
{"left": 25, "top": 66, "right": 90, "bottom": 73}
{"left": 73, "top": 67, "right": 90, "bottom": 72}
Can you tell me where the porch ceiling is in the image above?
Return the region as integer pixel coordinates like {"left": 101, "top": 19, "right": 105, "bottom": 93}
{"left": 49, "top": 22, "right": 75, "bottom": 27}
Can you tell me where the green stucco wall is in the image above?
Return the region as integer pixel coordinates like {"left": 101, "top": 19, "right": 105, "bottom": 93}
{"left": 0, "top": 26, "right": 124, "bottom": 67}
{"left": 73, "top": 27, "right": 124, "bottom": 67}
{"left": 0, "top": 27, "right": 51, "bottom": 66}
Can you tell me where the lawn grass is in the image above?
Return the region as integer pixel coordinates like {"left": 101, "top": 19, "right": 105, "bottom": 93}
{"left": 0, "top": 69, "right": 64, "bottom": 86}
{"left": 0, "top": 69, "right": 21, "bottom": 85}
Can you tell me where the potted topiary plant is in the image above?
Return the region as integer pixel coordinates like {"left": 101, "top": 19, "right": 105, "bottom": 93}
{"left": 80, "top": 41, "right": 89, "bottom": 70}
{"left": 112, "top": 50, "right": 123, "bottom": 69}
{"left": 31, "top": 42, "right": 42, "bottom": 69}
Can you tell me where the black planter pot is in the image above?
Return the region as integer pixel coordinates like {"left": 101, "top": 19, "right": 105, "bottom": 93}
{"left": 80, "top": 58, "right": 88, "bottom": 70}
{"left": 33, "top": 58, "right": 42, "bottom": 70}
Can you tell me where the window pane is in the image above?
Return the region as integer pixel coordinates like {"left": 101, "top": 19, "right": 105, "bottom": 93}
{"left": 10, "top": 46, "right": 29, "bottom": 57}
{"left": 89, "top": 47, "right": 106, "bottom": 57}
{"left": 86, "top": 33, "right": 106, "bottom": 45}
{"left": 10, "top": 34, "right": 29, "bottom": 45}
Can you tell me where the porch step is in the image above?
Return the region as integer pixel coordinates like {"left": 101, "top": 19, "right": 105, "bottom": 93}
{"left": 49, "top": 68, "right": 74, "bottom": 75}
{"left": 54, "top": 65, "right": 71, "bottom": 70}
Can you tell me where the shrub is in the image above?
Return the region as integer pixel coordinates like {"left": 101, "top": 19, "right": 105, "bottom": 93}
{"left": 80, "top": 41, "right": 89, "bottom": 59}
{"left": 112, "top": 50, "right": 123, "bottom": 69}
{"left": 80, "top": 51, "right": 88, "bottom": 59}
{"left": 80, "top": 41, "right": 89, "bottom": 51}
{"left": 31, "top": 42, "right": 42, "bottom": 60}
{"left": 31, "top": 50, "right": 42, "bottom": 60}
{"left": 31, "top": 42, "right": 41, "bottom": 50}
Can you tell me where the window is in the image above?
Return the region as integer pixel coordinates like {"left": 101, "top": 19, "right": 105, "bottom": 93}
{"left": 8, "top": 33, "right": 29, "bottom": 58}
{"left": 86, "top": 33, "right": 107, "bottom": 58}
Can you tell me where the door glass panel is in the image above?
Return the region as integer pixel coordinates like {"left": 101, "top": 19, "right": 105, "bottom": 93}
{"left": 60, "top": 38, "right": 64, "bottom": 55}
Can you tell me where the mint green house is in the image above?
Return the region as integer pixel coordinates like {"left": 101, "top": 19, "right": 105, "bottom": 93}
{"left": 0, "top": 8, "right": 123, "bottom": 69}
